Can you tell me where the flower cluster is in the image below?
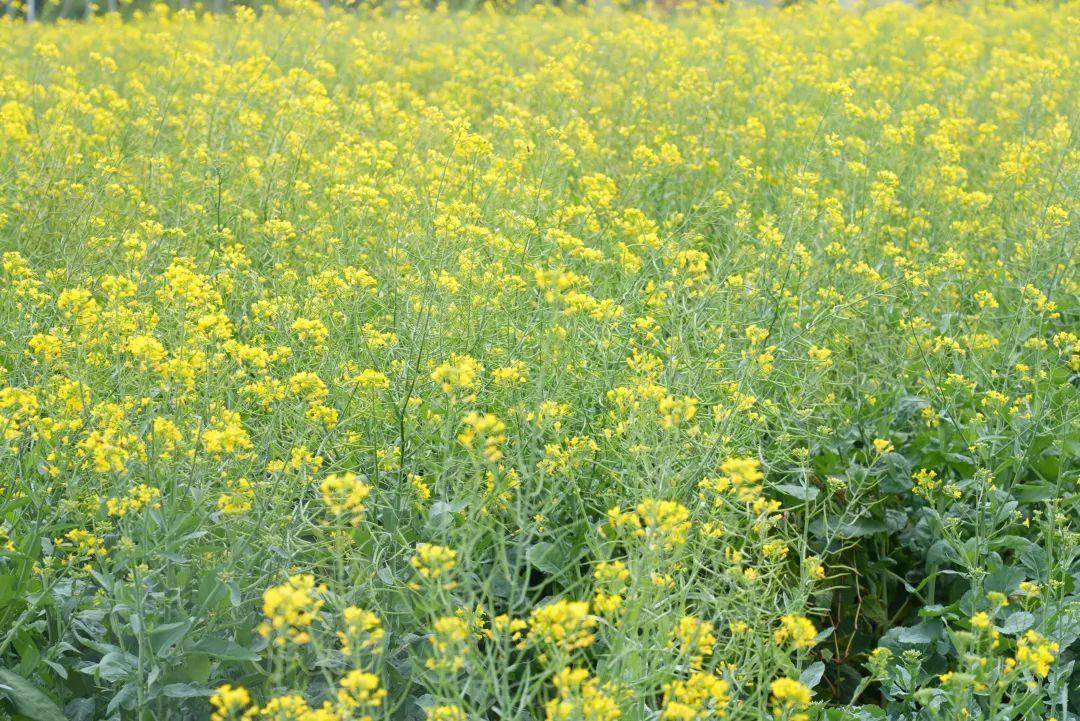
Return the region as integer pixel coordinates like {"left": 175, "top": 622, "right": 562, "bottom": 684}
{"left": 259, "top": 574, "right": 327, "bottom": 647}
{"left": 320, "top": 472, "right": 372, "bottom": 525}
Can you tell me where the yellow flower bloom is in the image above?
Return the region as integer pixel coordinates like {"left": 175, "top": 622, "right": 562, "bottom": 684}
{"left": 545, "top": 667, "right": 621, "bottom": 721}
{"left": 259, "top": 574, "right": 327, "bottom": 646}
{"left": 774, "top": 614, "right": 818, "bottom": 650}
{"left": 210, "top": 685, "right": 251, "bottom": 721}
{"left": 320, "top": 472, "right": 372, "bottom": 525}
{"left": 410, "top": 543, "right": 458, "bottom": 587}
{"left": 770, "top": 677, "right": 812, "bottom": 719}
{"left": 528, "top": 599, "right": 597, "bottom": 654}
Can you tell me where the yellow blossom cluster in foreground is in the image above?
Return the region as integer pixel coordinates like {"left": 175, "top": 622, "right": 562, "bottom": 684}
{"left": 0, "top": 2, "right": 1077, "bottom": 720}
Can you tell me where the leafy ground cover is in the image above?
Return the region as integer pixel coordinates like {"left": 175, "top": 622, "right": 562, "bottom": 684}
{"left": 0, "top": 2, "right": 1077, "bottom": 720}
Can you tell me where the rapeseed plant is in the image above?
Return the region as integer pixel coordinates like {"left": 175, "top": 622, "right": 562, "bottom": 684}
{"left": 0, "top": 1, "right": 1076, "bottom": 720}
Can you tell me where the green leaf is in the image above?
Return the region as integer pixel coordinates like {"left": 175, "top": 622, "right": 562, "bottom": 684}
{"left": 799, "top": 661, "right": 825, "bottom": 689}
{"left": 1019, "top": 544, "right": 1049, "bottom": 581}
{"left": 106, "top": 682, "right": 137, "bottom": 716}
{"left": 985, "top": 566, "right": 1025, "bottom": 594}
{"left": 999, "top": 611, "right": 1035, "bottom": 636}
{"left": 897, "top": 620, "right": 944, "bottom": 645}
{"left": 1062, "top": 437, "right": 1080, "bottom": 458}
{"left": 162, "top": 683, "right": 213, "bottom": 698}
{"left": 1031, "top": 455, "right": 1060, "bottom": 482}
{"left": 926, "top": 540, "right": 958, "bottom": 565}
{"left": 835, "top": 517, "right": 886, "bottom": 538}
{"left": 0, "top": 574, "right": 17, "bottom": 605}
{"left": 526, "top": 541, "right": 568, "bottom": 575}
{"left": 774, "top": 483, "right": 819, "bottom": 501}
{"left": 150, "top": 619, "right": 194, "bottom": 656}
{"left": 179, "top": 654, "right": 213, "bottom": 684}
{"left": 96, "top": 651, "right": 138, "bottom": 683}
{"left": 14, "top": 633, "right": 40, "bottom": 677}
{"left": 1012, "top": 483, "right": 1055, "bottom": 503}
{"left": 190, "top": 637, "right": 260, "bottom": 662}
{"left": 0, "top": 669, "right": 66, "bottom": 721}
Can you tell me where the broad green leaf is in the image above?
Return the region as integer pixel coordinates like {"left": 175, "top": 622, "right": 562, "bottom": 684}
{"left": 897, "top": 620, "right": 944, "bottom": 645}
{"left": 835, "top": 517, "right": 886, "bottom": 538}
{"left": 799, "top": 661, "right": 825, "bottom": 689}
{"left": 95, "top": 651, "right": 138, "bottom": 683}
{"left": 0, "top": 669, "right": 66, "bottom": 721}
{"left": 162, "top": 683, "right": 214, "bottom": 698}
{"left": 774, "top": 483, "right": 819, "bottom": 501}
{"left": 190, "top": 637, "right": 260, "bottom": 662}
{"left": 999, "top": 611, "right": 1035, "bottom": 635}
{"left": 150, "top": 619, "right": 194, "bottom": 656}
{"left": 526, "top": 541, "right": 567, "bottom": 575}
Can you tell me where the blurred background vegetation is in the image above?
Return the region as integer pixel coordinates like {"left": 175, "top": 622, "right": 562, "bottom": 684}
{"left": 6, "top": 0, "right": 764, "bottom": 24}
{"left": 9, "top": 0, "right": 578, "bottom": 22}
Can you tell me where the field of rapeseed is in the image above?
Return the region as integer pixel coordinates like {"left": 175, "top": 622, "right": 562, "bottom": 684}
{"left": 0, "top": 2, "right": 1078, "bottom": 720}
